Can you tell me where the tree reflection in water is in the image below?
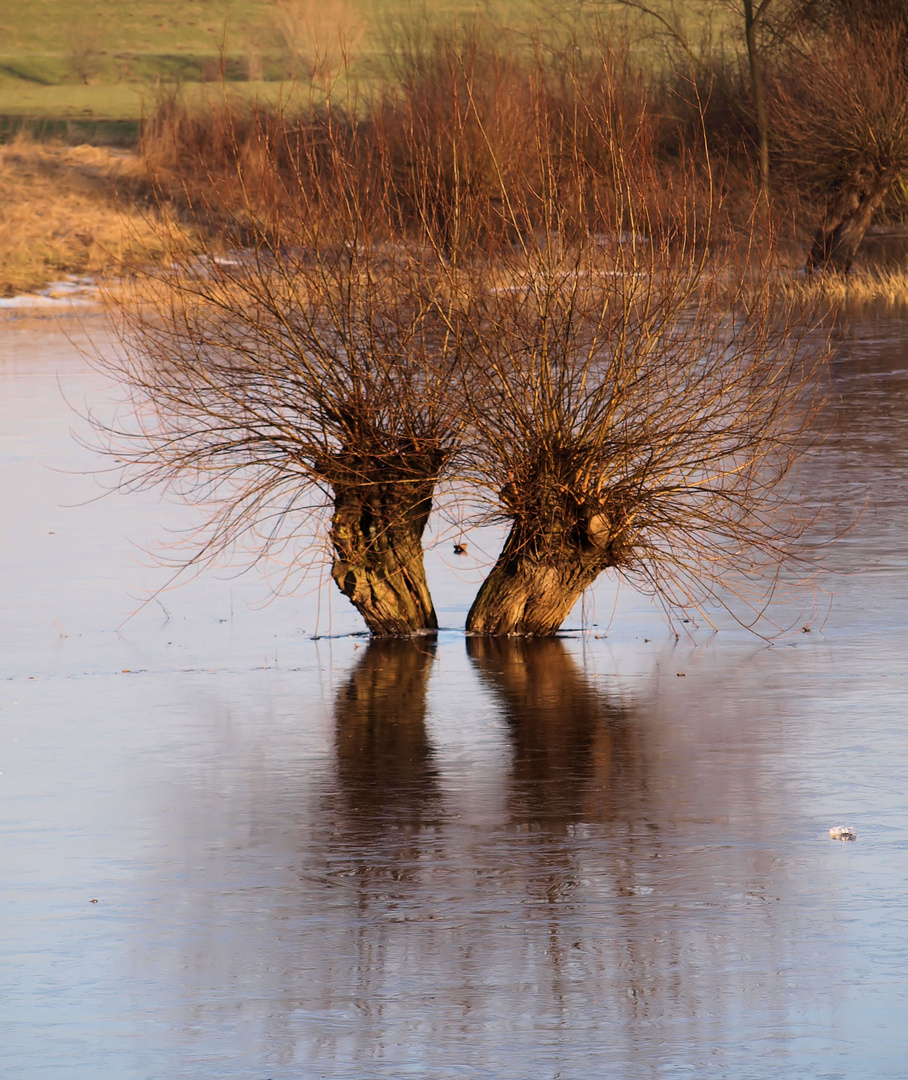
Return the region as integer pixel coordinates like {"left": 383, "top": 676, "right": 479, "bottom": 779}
{"left": 134, "top": 636, "right": 800, "bottom": 1075}
{"left": 466, "top": 636, "right": 648, "bottom": 835}
{"left": 466, "top": 636, "right": 660, "bottom": 1008}
{"left": 308, "top": 637, "right": 672, "bottom": 1026}
{"left": 316, "top": 636, "right": 652, "bottom": 906}
{"left": 314, "top": 637, "right": 443, "bottom": 901}
{"left": 333, "top": 638, "right": 441, "bottom": 819}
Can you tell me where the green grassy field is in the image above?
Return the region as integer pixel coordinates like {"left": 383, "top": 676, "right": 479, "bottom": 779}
{"left": 0, "top": 0, "right": 321, "bottom": 108}
{"left": 0, "top": 1, "right": 561, "bottom": 119}
{"left": 1, "top": 1, "right": 270, "bottom": 55}
{"left": 1, "top": 1, "right": 665, "bottom": 123}
{"left": 0, "top": 0, "right": 703, "bottom": 132}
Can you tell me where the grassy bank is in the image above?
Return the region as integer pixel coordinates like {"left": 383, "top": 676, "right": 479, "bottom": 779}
{"left": 785, "top": 267, "right": 908, "bottom": 308}
{"left": 3, "top": 3, "right": 906, "bottom": 300}
{"left": 0, "top": 138, "right": 179, "bottom": 295}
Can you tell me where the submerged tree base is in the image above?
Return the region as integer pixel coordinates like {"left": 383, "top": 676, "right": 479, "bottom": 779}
{"left": 326, "top": 453, "right": 443, "bottom": 637}
{"left": 466, "top": 520, "right": 624, "bottom": 636}
{"left": 466, "top": 558, "right": 602, "bottom": 635}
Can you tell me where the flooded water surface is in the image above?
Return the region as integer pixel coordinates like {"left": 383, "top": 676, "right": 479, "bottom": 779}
{"left": 2, "top": 310, "right": 908, "bottom": 1078}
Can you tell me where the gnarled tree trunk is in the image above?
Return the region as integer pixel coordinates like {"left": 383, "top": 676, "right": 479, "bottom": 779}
{"left": 323, "top": 449, "right": 444, "bottom": 636}
{"left": 466, "top": 489, "right": 633, "bottom": 636}
{"left": 808, "top": 169, "right": 896, "bottom": 273}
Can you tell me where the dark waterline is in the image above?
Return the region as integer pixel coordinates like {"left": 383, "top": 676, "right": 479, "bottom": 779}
{"left": 1, "top": 311, "right": 907, "bottom": 1078}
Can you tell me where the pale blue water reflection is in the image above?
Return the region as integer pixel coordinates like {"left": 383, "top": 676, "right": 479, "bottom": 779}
{"left": 1, "top": 311, "right": 907, "bottom": 1078}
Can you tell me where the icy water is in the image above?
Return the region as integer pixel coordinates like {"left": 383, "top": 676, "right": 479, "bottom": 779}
{"left": 2, "top": 309, "right": 908, "bottom": 1079}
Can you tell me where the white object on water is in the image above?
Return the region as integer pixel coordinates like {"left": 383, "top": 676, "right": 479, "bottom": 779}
{"left": 829, "top": 826, "right": 857, "bottom": 841}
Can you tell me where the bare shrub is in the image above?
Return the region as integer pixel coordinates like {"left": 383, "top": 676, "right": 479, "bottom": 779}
{"left": 373, "top": 24, "right": 709, "bottom": 249}
{"left": 272, "top": 0, "right": 366, "bottom": 82}
{"left": 138, "top": 27, "right": 714, "bottom": 253}
{"left": 69, "top": 20, "right": 104, "bottom": 86}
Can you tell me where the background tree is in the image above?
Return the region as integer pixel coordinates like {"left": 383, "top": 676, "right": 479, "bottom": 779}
{"left": 617, "top": 0, "right": 908, "bottom": 268}
{"left": 272, "top": 0, "right": 366, "bottom": 84}
{"left": 615, "top": 0, "right": 796, "bottom": 203}
{"left": 770, "top": 12, "right": 908, "bottom": 272}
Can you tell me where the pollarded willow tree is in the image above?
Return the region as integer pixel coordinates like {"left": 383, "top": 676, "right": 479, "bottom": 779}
{"left": 452, "top": 232, "right": 825, "bottom": 635}
{"left": 104, "top": 27, "right": 827, "bottom": 638}
{"left": 105, "top": 99, "right": 464, "bottom": 635}
{"left": 433, "top": 38, "right": 828, "bottom": 635}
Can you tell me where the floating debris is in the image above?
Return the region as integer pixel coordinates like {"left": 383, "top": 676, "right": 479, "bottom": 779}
{"left": 829, "top": 826, "right": 857, "bottom": 841}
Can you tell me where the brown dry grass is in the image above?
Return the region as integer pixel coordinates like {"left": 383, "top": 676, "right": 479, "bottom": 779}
{"left": 0, "top": 137, "right": 180, "bottom": 297}
{"left": 782, "top": 267, "right": 908, "bottom": 307}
